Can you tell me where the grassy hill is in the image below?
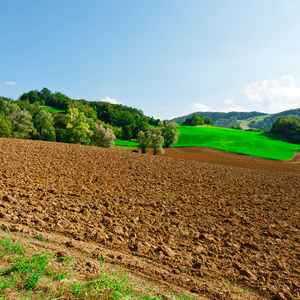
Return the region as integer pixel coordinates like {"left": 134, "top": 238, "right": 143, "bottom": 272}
{"left": 237, "top": 114, "right": 271, "bottom": 129}
{"left": 170, "top": 109, "right": 300, "bottom": 130}
{"left": 169, "top": 111, "right": 268, "bottom": 128}
{"left": 116, "top": 125, "right": 300, "bottom": 160}
{"left": 174, "top": 125, "right": 300, "bottom": 160}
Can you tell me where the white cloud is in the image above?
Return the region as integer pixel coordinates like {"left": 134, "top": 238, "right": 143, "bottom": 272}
{"left": 190, "top": 100, "right": 245, "bottom": 113}
{"left": 100, "top": 96, "right": 121, "bottom": 104}
{"left": 223, "top": 99, "right": 245, "bottom": 112}
{"left": 244, "top": 76, "right": 300, "bottom": 113}
{"left": 4, "top": 81, "right": 16, "bottom": 86}
{"left": 190, "top": 102, "right": 211, "bottom": 112}
{"left": 223, "top": 105, "right": 245, "bottom": 113}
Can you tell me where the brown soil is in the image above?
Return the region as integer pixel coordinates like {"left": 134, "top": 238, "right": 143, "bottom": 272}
{"left": 0, "top": 138, "right": 299, "bottom": 299}
{"left": 162, "top": 147, "right": 300, "bottom": 173}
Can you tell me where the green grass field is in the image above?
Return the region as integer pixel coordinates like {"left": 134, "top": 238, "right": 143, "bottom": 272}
{"left": 40, "top": 106, "right": 65, "bottom": 113}
{"left": 115, "top": 140, "right": 139, "bottom": 148}
{"left": 175, "top": 125, "right": 300, "bottom": 160}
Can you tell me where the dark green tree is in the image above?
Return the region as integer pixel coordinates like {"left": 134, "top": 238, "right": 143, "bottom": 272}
{"left": 123, "top": 125, "right": 133, "bottom": 140}
{"left": 182, "top": 113, "right": 204, "bottom": 126}
{"left": 34, "top": 110, "right": 56, "bottom": 141}
{"left": 271, "top": 117, "right": 300, "bottom": 144}
{"left": 137, "top": 131, "right": 148, "bottom": 153}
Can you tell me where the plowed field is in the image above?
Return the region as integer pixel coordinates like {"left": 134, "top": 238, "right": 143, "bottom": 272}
{"left": 0, "top": 138, "right": 299, "bottom": 299}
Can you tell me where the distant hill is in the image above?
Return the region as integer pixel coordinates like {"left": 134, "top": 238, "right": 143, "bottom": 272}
{"left": 170, "top": 111, "right": 267, "bottom": 128}
{"left": 248, "top": 108, "right": 300, "bottom": 130}
{"left": 170, "top": 109, "right": 300, "bottom": 130}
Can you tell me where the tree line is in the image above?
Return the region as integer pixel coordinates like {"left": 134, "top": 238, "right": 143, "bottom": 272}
{"left": 137, "top": 122, "right": 180, "bottom": 155}
{"left": 17, "top": 88, "right": 160, "bottom": 140}
{"left": 0, "top": 88, "right": 163, "bottom": 142}
{"left": 0, "top": 99, "right": 116, "bottom": 148}
{"left": 182, "top": 113, "right": 214, "bottom": 126}
{"left": 0, "top": 88, "right": 181, "bottom": 152}
{"left": 271, "top": 117, "right": 300, "bottom": 144}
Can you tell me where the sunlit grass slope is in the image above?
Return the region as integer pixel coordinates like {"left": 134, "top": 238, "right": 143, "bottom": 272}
{"left": 40, "top": 106, "right": 65, "bottom": 113}
{"left": 175, "top": 125, "right": 300, "bottom": 160}
{"left": 115, "top": 140, "right": 139, "bottom": 148}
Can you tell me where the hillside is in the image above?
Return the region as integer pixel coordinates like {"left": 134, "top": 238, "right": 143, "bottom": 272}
{"left": 0, "top": 138, "right": 299, "bottom": 299}
{"left": 170, "top": 109, "right": 300, "bottom": 130}
{"left": 174, "top": 125, "right": 300, "bottom": 160}
{"left": 249, "top": 108, "right": 300, "bottom": 130}
{"left": 169, "top": 111, "right": 267, "bottom": 128}
{"left": 1, "top": 88, "right": 160, "bottom": 142}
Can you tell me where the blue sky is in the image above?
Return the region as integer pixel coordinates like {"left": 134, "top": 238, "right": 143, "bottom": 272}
{"left": 1, "top": 0, "right": 300, "bottom": 119}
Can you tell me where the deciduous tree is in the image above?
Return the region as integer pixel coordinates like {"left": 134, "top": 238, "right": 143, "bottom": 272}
{"left": 162, "top": 122, "right": 180, "bottom": 147}
{"left": 0, "top": 116, "right": 12, "bottom": 138}
{"left": 147, "top": 127, "right": 164, "bottom": 155}
{"left": 11, "top": 110, "right": 37, "bottom": 139}
{"left": 63, "top": 108, "right": 93, "bottom": 144}
{"left": 137, "top": 131, "right": 148, "bottom": 153}
{"left": 94, "top": 123, "right": 116, "bottom": 148}
{"left": 34, "top": 110, "right": 56, "bottom": 141}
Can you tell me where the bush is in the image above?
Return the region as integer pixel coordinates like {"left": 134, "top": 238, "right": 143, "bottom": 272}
{"left": 0, "top": 116, "right": 13, "bottom": 138}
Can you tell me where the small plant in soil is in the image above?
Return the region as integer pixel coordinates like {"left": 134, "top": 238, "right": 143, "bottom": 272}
{"left": 33, "top": 234, "right": 52, "bottom": 243}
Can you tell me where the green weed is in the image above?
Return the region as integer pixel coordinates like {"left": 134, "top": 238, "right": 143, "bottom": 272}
{"left": 33, "top": 234, "right": 52, "bottom": 243}
{"left": 1, "top": 250, "right": 51, "bottom": 290}
{"left": 0, "top": 236, "right": 25, "bottom": 256}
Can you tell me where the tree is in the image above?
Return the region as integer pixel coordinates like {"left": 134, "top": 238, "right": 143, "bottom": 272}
{"left": 0, "top": 116, "right": 12, "bottom": 138}
{"left": 2, "top": 102, "right": 21, "bottom": 123}
{"left": 182, "top": 113, "right": 214, "bottom": 126}
{"left": 123, "top": 124, "right": 133, "bottom": 140}
{"left": 12, "top": 110, "right": 37, "bottom": 139}
{"left": 53, "top": 112, "right": 68, "bottom": 142}
{"left": 94, "top": 123, "right": 116, "bottom": 148}
{"left": 182, "top": 113, "right": 204, "bottom": 126}
{"left": 271, "top": 116, "right": 300, "bottom": 144}
{"left": 40, "top": 87, "right": 51, "bottom": 96}
{"left": 137, "top": 131, "right": 148, "bottom": 153}
{"left": 162, "top": 122, "right": 180, "bottom": 147}
{"left": 0, "top": 98, "right": 7, "bottom": 111}
{"left": 34, "top": 110, "right": 56, "bottom": 141}
{"left": 147, "top": 127, "right": 164, "bottom": 155}
{"left": 204, "top": 116, "right": 214, "bottom": 126}
{"left": 63, "top": 108, "right": 93, "bottom": 144}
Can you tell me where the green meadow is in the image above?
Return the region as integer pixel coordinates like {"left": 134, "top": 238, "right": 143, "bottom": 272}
{"left": 175, "top": 125, "right": 300, "bottom": 160}
{"left": 115, "top": 140, "right": 139, "bottom": 148}
{"left": 115, "top": 125, "right": 300, "bottom": 160}
{"left": 40, "top": 106, "right": 65, "bottom": 113}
